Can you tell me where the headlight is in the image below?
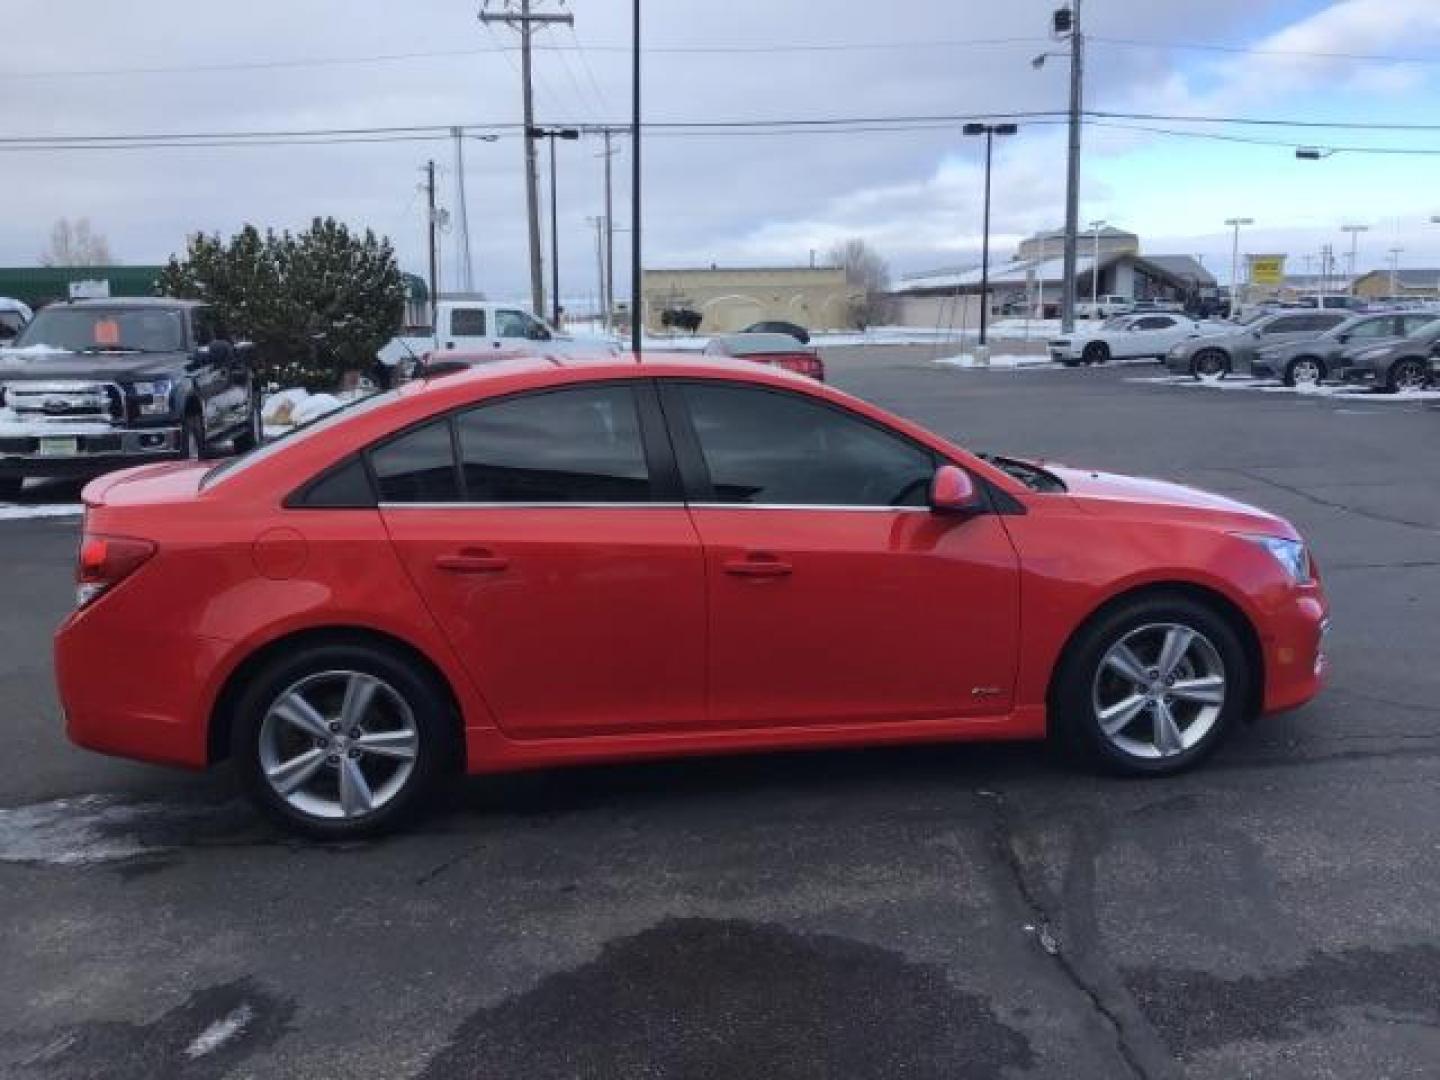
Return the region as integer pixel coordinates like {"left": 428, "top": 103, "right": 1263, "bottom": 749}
{"left": 130, "top": 379, "right": 174, "bottom": 416}
{"left": 1235, "top": 533, "right": 1312, "bottom": 584}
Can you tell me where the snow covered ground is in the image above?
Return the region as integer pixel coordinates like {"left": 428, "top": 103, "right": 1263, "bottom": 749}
{"left": 1127, "top": 374, "right": 1440, "bottom": 403}
{"left": 934, "top": 353, "right": 1055, "bottom": 370}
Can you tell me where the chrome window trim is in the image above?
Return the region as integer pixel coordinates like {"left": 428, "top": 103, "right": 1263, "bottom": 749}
{"left": 377, "top": 500, "right": 931, "bottom": 512}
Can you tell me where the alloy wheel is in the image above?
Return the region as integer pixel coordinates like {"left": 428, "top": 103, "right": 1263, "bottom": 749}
{"left": 1192, "top": 351, "right": 1227, "bottom": 381}
{"left": 1290, "top": 359, "right": 1322, "bottom": 387}
{"left": 1391, "top": 359, "right": 1428, "bottom": 393}
{"left": 258, "top": 670, "right": 419, "bottom": 820}
{"left": 1091, "top": 623, "right": 1227, "bottom": 760}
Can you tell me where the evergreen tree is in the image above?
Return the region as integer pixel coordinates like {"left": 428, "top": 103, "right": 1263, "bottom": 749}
{"left": 157, "top": 219, "right": 405, "bottom": 389}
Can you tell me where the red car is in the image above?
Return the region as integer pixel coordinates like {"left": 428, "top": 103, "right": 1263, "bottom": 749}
{"left": 56, "top": 356, "right": 1329, "bottom": 837}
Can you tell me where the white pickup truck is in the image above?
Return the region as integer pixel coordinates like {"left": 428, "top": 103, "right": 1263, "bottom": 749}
{"left": 378, "top": 300, "right": 619, "bottom": 367}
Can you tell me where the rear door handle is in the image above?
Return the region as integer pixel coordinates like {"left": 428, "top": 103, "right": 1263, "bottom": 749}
{"left": 723, "top": 554, "right": 793, "bottom": 578}
{"left": 435, "top": 549, "right": 509, "bottom": 574}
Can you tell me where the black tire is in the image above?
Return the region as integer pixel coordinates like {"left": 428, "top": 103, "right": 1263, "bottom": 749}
{"left": 1385, "top": 357, "right": 1429, "bottom": 394}
{"left": 231, "top": 395, "right": 263, "bottom": 455}
{"left": 231, "top": 640, "right": 453, "bottom": 839}
{"left": 1082, "top": 341, "right": 1110, "bottom": 365}
{"left": 0, "top": 477, "right": 22, "bottom": 500}
{"left": 1283, "top": 356, "right": 1326, "bottom": 388}
{"left": 1191, "top": 349, "right": 1230, "bottom": 381}
{"left": 1051, "top": 593, "right": 1252, "bottom": 777}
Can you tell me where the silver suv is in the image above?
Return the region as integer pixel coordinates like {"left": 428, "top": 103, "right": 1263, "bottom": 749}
{"left": 1164, "top": 310, "right": 1348, "bottom": 379}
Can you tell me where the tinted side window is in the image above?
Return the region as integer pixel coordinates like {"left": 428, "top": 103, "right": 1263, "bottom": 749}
{"left": 680, "top": 383, "right": 935, "bottom": 507}
{"left": 296, "top": 456, "right": 376, "bottom": 508}
{"left": 1134, "top": 316, "right": 1171, "bottom": 330}
{"left": 450, "top": 308, "right": 486, "bottom": 336}
{"left": 1263, "top": 316, "right": 1306, "bottom": 334}
{"left": 371, "top": 419, "right": 460, "bottom": 502}
{"left": 495, "top": 310, "right": 530, "bottom": 337}
{"left": 1347, "top": 318, "right": 1393, "bottom": 340}
{"left": 192, "top": 308, "right": 216, "bottom": 346}
{"left": 1401, "top": 314, "right": 1435, "bottom": 335}
{"left": 456, "top": 385, "right": 651, "bottom": 503}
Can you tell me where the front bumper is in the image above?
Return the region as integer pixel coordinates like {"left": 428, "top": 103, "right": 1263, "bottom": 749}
{"left": 1260, "top": 588, "right": 1331, "bottom": 714}
{"left": 0, "top": 422, "right": 183, "bottom": 478}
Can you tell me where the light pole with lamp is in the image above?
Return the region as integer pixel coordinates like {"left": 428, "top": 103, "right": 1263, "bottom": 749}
{"left": 1340, "top": 224, "right": 1369, "bottom": 284}
{"left": 1225, "top": 217, "right": 1254, "bottom": 319}
{"left": 527, "top": 125, "right": 580, "bottom": 326}
{"left": 962, "top": 122, "right": 1018, "bottom": 348}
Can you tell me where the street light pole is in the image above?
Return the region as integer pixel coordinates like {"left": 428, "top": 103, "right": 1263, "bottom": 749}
{"left": 963, "top": 122, "right": 1018, "bottom": 347}
{"left": 527, "top": 126, "right": 580, "bottom": 326}
{"left": 1340, "top": 224, "right": 1368, "bottom": 285}
{"left": 1060, "top": 0, "right": 1085, "bottom": 334}
{"left": 1088, "top": 218, "right": 1105, "bottom": 313}
{"left": 1225, "top": 217, "right": 1254, "bottom": 319}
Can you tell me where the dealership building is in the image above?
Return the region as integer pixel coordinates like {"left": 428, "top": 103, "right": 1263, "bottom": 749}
{"left": 641, "top": 266, "right": 860, "bottom": 334}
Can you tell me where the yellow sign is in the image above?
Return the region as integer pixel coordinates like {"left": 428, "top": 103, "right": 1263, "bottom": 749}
{"left": 1248, "top": 255, "right": 1286, "bottom": 286}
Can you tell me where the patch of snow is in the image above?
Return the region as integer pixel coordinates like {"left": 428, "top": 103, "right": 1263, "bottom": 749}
{"left": 0, "top": 795, "right": 156, "bottom": 865}
{"left": 0, "top": 343, "right": 71, "bottom": 357}
{"left": 260, "top": 388, "right": 310, "bottom": 424}
{"left": 185, "top": 1004, "right": 255, "bottom": 1059}
{"left": 1126, "top": 375, "right": 1440, "bottom": 402}
{"left": 290, "top": 393, "right": 344, "bottom": 424}
{"left": 0, "top": 503, "right": 83, "bottom": 520}
{"left": 934, "top": 353, "right": 1056, "bottom": 370}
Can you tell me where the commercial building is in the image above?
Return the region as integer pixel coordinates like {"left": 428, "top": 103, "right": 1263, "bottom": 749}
{"left": 0, "top": 265, "right": 164, "bottom": 308}
{"left": 889, "top": 228, "right": 1217, "bottom": 329}
{"left": 1352, "top": 268, "right": 1440, "bottom": 301}
{"left": 641, "top": 266, "right": 860, "bottom": 334}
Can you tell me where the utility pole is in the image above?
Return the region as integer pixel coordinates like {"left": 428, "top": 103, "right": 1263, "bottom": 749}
{"left": 479, "top": 0, "right": 572, "bottom": 316}
{"left": 600, "top": 129, "right": 618, "bottom": 330}
{"left": 451, "top": 127, "right": 474, "bottom": 293}
{"left": 631, "top": 0, "right": 642, "bottom": 355}
{"left": 423, "top": 160, "right": 439, "bottom": 328}
{"left": 588, "top": 215, "right": 605, "bottom": 324}
{"left": 1341, "top": 224, "right": 1368, "bottom": 284}
{"left": 1225, "top": 217, "right": 1253, "bottom": 319}
{"left": 1389, "top": 246, "right": 1404, "bottom": 296}
{"left": 1060, "top": 1, "right": 1084, "bottom": 333}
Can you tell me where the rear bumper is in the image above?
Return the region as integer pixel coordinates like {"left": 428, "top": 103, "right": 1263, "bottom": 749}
{"left": 1259, "top": 589, "right": 1331, "bottom": 714}
{"left": 56, "top": 599, "right": 226, "bottom": 769}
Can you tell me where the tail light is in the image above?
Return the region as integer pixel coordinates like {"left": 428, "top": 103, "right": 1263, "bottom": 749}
{"left": 76, "top": 534, "right": 156, "bottom": 609}
{"left": 768, "top": 353, "right": 826, "bottom": 382}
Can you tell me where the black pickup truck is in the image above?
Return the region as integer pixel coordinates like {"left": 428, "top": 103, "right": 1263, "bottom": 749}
{"left": 0, "top": 298, "right": 261, "bottom": 497}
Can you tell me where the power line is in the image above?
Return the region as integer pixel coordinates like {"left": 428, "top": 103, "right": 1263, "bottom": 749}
{"left": 1088, "top": 119, "right": 1440, "bottom": 156}
{"left": 1088, "top": 110, "right": 1440, "bottom": 132}
{"left": 1091, "top": 35, "right": 1440, "bottom": 66}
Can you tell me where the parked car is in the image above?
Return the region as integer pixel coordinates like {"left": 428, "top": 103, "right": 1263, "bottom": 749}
{"left": 1049, "top": 313, "right": 1206, "bottom": 365}
{"left": 1130, "top": 299, "right": 1184, "bottom": 314}
{"left": 703, "top": 332, "right": 825, "bottom": 380}
{"left": 1164, "top": 310, "right": 1349, "bottom": 379}
{"left": 0, "top": 298, "right": 259, "bottom": 499}
{"left": 1075, "top": 295, "right": 1132, "bottom": 320}
{"left": 1295, "top": 295, "right": 1368, "bottom": 312}
{"left": 378, "top": 300, "right": 619, "bottom": 369}
{"left": 1252, "top": 312, "right": 1438, "bottom": 386}
{"left": 739, "top": 320, "right": 810, "bottom": 344}
{"left": 57, "top": 355, "right": 1329, "bottom": 837}
{"left": 1337, "top": 317, "right": 1440, "bottom": 393}
{"left": 0, "top": 297, "right": 33, "bottom": 343}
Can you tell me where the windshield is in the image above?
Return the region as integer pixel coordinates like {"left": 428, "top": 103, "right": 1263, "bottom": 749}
{"left": 12, "top": 306, "right": 184, "bottom": 354}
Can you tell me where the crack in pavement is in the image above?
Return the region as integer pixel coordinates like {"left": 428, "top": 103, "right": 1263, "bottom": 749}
{"left": 1226, "top": 468, "right": 1438, "bottom": 533}
{"left": 980, "top": 791, "right": 1180, "bottom": 1080}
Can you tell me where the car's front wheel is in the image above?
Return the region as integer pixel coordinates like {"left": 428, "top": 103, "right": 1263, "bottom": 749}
{"left": 1082, "top": 341, "right": 1110, "bottom": 365}
{"left": 1053, "top": 595, "right": 1251, "bottom": 776}
{"left": 232, "top": 642, "right": 452, "bottom": 838}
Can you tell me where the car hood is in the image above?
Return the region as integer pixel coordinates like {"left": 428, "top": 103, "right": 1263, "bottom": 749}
{"left": 0, "top": 348, "right": 185, "bottom": 381}
{"left": 1045, "top": 463, "right": 1293, "bottom": 535}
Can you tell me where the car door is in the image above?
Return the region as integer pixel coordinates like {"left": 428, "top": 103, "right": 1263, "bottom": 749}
{"left": 495, "top": 308, "right": 553, "bottom": 354}
{"left": 1119, "top": 315, "right": 1180, "bottom": 358}
{"left": 378, "top": 380, "right": 708, "bottom": 738}
{"left": 661, "top": 379, "right": 1021, "bottom": 730}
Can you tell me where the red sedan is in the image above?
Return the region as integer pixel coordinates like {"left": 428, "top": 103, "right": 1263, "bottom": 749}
{"left": 56, "top": 356, "right": 1330, "bottom": 837}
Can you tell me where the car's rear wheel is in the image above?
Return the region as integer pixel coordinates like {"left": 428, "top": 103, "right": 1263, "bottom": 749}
{"left": 232, "top": 642, "right": 451, "bottom": 838}
{"left": 1053, "top": 595, "right": 1251, "bottom": 776}
{"left": 1191, "top": 349, "right": 1229, "bottom": 381}
{"left": 1385, "top": 357, "right": 1429, "bottom": 394}
{"left": 0, "top": 477, "right": 21, "bottom": 501}
{"left": 1082, "top": 341, "right": 1110, "bottom": 365}
{"left": 1285, "top": 356, "right": 1326, "bottom": 388}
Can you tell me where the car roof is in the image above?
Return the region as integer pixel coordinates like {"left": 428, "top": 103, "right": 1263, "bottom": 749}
{"left": 710, "top": 333, "right": 812, "bottom": 355}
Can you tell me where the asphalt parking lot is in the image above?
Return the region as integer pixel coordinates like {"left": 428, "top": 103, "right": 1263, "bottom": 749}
{"left": 2, "top": 353, "right": 1438, "bottom": 1079}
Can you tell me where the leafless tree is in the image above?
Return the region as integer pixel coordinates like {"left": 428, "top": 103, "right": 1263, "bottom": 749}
{"left": 39, "top": 217, "right": 114, "bottom": 267}
{"left": 827, "top": 238, "right": 893, "bottom": 329}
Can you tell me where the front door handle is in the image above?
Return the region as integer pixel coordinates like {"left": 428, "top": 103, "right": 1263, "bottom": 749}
{"left": 435, "top": 549, "right": 509, "bottom": 574}
{"left": 723, "top": 554, "right": 793, "bottom": 578}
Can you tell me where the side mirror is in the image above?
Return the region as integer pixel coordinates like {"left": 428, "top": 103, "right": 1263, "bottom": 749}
{"left": 930, "top": 465, "right": 983, "bottom": 513}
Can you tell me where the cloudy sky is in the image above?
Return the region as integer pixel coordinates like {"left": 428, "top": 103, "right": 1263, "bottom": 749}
{"left": 4, "top": 0, "right": 1440, "bottom": 302}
